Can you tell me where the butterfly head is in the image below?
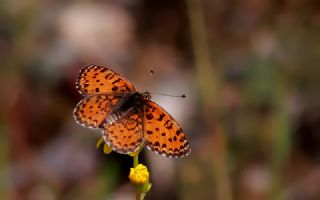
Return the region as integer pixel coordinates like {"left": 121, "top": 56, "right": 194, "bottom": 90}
{"left": 142, "top": 91, "right": 152, "bottom": 100}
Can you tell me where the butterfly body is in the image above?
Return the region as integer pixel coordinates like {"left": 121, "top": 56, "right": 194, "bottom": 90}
{"left": 105, "top": 92, "right": 146, "bottom": 126}
{"left": 115, "top": 92, "right": 146, "bottom": 113}
{"left": 74, "top": 65, "right": 190, "bottom": 158}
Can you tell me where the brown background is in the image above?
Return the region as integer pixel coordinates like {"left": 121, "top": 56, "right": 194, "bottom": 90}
{"left": 1, "top": 0, "right": 320, "bottom": 199}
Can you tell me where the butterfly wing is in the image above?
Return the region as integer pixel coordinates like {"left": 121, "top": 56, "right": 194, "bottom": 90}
{"left": 143, "top": 100, "right": 191, "bottom": 158}
{"left": 103, "top": 109, "right": 144, "bottom": 154}
{"left": 73, "top": 94, "right": 121, "bottom": 128}
{"left": 76, "top": 65, "right": 136, "bottom": 96}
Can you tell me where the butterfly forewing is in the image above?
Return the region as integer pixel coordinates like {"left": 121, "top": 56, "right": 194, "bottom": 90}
{"left": 76, "top": 65, "right": 136, "bottom": 96}
{"left": 73, "top": 94, "right": 121, "bottom": 128}
{"left": 103, "top": 109, "right": 144, "bottom": 154}
{"left": 143, "top": 100, "right": 191, "bottom": 158}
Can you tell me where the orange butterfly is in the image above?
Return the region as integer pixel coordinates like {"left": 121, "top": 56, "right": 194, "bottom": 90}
{"left": 73, "top": 65, "right": 191, "bottom": 158}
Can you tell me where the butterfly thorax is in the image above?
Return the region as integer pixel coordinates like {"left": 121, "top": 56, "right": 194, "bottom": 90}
{"left": 119, "top": 92, "right": 145, "bottom": 111}
{"left": 105, "top": 92, "right": 148, "bottom": 126}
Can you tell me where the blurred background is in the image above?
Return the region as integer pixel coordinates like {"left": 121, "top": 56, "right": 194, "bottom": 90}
{"left": 1, "top": 0, "right": 320, "bottom": 199}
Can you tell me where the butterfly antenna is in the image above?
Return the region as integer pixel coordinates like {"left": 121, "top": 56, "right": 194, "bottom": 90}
{"left": 152, "top": 92, "right": 186, "bottom": 98}
{"left": 148, "top": 69, "right": 186, "bottom": 98}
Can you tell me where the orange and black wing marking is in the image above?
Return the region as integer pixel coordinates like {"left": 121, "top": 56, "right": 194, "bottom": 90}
{"left": 143, "top": 100, "right": 191, "bottom": 158}
{"left": 76, "top": 65, "right": 136, "bottom": 96}
{"left": 103, "top": 110, "right": 144, "bottom": 154}
{"left": 73, "top": 95, "right": 120, "bottom": 129}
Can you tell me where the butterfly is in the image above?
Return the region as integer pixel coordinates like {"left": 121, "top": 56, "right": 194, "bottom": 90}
{"left": 73, "top": 65, "right": 191, "bottom": 158}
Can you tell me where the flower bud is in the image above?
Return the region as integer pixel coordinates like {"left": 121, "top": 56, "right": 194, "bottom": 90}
{"left": 96, "top": 137, "right": 112, "bottom": 154}
{"left": 129, "top": 164, "right": 150, "bottom": 186}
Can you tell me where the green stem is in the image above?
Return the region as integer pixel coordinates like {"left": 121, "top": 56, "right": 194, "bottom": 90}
{"left": 133, "top": 151, "right": 144, "bottom": 200}
{"left": 133, "top": 153, "right": 139, "bottom": 167}
{"left": 136, "top": 192, "right": 143, "bottom": 200}
{"left": 130, "top": 147, "right": 151, "bottom": 200}
{"left": 186, "top": 0, "right": 232, "bottom": 200}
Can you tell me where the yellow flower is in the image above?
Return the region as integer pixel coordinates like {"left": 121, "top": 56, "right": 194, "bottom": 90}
{"left": 129, "top": 164, "right": 150, "bottom": 186}
{"left": 96, "top": 137, "right": 112, "bottom": 154}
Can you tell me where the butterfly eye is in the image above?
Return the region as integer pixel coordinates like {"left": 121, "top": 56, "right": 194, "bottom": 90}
{"left": 143, "top": 91, "right": 152, "bottom": 100}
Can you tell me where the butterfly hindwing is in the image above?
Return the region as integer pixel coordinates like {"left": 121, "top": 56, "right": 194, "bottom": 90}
{"left": 143, "top": 100, "right": 191, "bottom": 158}
{"left": 76, "top": 65, "right": 136, "bottom": 96}
{"left": 103, "top": 109, "right": 144, "bottom": 154}
{"left": 73, "top": 94, "right": 120, "bottom": 128}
